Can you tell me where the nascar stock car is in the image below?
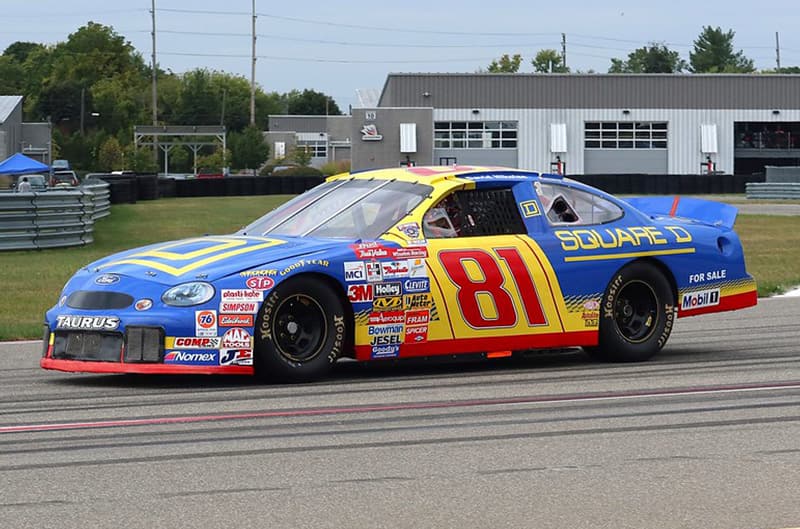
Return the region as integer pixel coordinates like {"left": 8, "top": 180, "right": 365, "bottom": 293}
{"left": 42, "top": 165, "right": 757, "bottom": 381}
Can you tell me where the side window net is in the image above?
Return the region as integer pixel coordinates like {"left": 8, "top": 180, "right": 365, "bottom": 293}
{"left": 423, "top": 188, "right": 527, "bottom": 238}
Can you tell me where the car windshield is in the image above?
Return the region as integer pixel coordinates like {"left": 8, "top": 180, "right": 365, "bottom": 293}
{"left": 239, "top": 179, "right": 432, "bottom": 240}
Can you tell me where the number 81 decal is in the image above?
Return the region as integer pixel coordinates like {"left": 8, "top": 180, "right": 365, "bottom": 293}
{"left": 439, "top": 247, "right": 547, "bottom": 329}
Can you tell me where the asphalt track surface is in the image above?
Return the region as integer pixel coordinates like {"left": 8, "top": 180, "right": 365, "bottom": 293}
{"left": 1, "top": 299, "right": 799, "bottom": 529}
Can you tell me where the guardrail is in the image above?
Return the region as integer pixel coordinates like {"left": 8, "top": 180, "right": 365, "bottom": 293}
{"left": 0, "top": 180, "right": 111, "bottom": 251}
{"left": 745, "top": 182, "right": 800, "bottom": 200}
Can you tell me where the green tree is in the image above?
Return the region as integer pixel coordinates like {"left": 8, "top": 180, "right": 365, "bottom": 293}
{"left": 0, "top": 57, "right": 25, "bottom": 95}
{"left": 98, "top": 136, "right": 124, "bottom": 170}
{"left": 196, "top": 147, "right": 232, "bottom": 174}
{"left": 291, "top": 145, "right": 313, "bottom": 167}
{"left": 229, "top": 125, "right": 270, "bottom": 175}
{"left": 531, "top": 49, "right": 569, "bottom": 73}
{"left": 286, "top": 89, "right": 341, "bottom": 115}
{"left": 486, "top": 54, "right": 523, "bottom": 73}
{"left": 609, "top": 43, "right": 687, "bottom": 73}
{"left": 690, "top": 26, "right": 755, "bottom": 73}
{"left": 125, "top": 146, "right": 159, "bottom": 173}
{"left": 3, "top": 41, "right": 45, "bottom": 63}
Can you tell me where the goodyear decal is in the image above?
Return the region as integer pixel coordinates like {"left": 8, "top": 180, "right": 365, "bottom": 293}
{"left": 101, "top": 237, "right": 286, "bottom": 276}
{"left": 554, "top": 226, "right": 695, "bottom": 262}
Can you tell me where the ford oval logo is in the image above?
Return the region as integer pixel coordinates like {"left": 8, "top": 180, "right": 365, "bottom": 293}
{"left": 95, "top": 273, "right": 120, "bottom": 285}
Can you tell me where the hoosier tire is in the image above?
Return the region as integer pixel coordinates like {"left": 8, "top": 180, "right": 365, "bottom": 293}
{"left": 587, "top": 262, "right": 675, "bottom": 362}
{"left": 255, "top": 277, "right": 346, "bottom": 382}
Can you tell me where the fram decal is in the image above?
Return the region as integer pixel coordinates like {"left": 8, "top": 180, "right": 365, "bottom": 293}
{"left": 405, "top": 310, "right": 430, "bottom": 326}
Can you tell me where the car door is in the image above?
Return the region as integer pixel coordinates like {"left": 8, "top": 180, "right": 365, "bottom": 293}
{"left": 420, "top": 187, "right": 568, "bottom": 353}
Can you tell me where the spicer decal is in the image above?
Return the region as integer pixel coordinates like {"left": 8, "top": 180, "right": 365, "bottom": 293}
{"left": 555, "top": 226, "right": 692, "bottom": 251}
{"left": 56, "top": 315, "right": 120, "bottom": 331}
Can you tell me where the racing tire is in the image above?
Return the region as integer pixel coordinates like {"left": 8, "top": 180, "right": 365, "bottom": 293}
{"left": 255, "top": 277, "right": 346, "bottom": 382}
{"left": 586, "top": 262, "right": 675, "bottom": 362}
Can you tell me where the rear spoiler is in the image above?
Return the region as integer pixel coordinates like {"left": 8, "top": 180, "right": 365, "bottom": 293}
{"left": 624, "top": 196, "right": 738, "bottom": 230}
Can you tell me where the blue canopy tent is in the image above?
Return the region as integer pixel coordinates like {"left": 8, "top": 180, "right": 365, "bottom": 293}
{"left": 0, "top": 153, "right": 50, "bottom": 175}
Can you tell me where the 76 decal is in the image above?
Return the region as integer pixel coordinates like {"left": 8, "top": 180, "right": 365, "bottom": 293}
{"left": 438, "top": 247, "right": 547, "bottom": 330}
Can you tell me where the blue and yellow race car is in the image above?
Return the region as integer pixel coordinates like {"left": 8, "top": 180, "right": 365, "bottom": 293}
{"left": 42, "top": 166, "right": 757, "bottom": 381}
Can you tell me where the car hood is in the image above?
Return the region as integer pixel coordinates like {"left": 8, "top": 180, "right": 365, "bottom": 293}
{"left": 84, "top": 235, "right": 341, "bottom": 285}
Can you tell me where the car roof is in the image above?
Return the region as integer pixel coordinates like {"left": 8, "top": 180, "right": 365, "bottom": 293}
{"left": 332, "top": 165, "right": 565, "bottom": 187}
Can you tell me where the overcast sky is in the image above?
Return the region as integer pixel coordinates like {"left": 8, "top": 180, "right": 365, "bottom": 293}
{"left": 2, "top": 0, "right": 799, "bottom": 111}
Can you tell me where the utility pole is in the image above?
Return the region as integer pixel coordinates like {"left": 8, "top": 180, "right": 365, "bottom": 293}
{"left": 80, "top": 87, "right": 85, "bottom": 135}
{"left": 151, "top": 0, "right": 159, "bottom": 164}
{"left": 250, "top": 0, "right": 257, "bottom": 127}
{"left": 561, "top": 33, "right": 567, "bottom": 70}
{"left": 775, "top": 32, "right": 781, "bottom": 71}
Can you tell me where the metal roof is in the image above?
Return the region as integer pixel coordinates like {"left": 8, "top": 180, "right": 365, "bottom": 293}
{"left": 0, "top": 96, "right": 23, "bottom": 124}
{"left": 378, "top": 74, "right": 800, "bottom": 110}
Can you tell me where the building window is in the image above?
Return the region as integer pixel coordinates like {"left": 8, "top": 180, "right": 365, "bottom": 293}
{"left": 584, "top": 122, "right": 667, "bottom": 150}
{"left": 296, "top": 140, "right": 327, "bottom": 158}
{"left": 434, "top": 121, "right": 518, "bottom": 149}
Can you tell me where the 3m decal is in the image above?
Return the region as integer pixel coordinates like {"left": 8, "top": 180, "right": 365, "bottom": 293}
{"left": 438, "top": 248, "right": 546, "bottom": 329}
{"left": 348, "top": 284, "right": 373, "bottom": 302}
{"left": 101, "top": 237, "right": 285, "bottom": 276}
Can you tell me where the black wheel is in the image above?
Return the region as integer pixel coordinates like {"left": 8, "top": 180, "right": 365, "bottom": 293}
{"left": 255, "top": 277, "right": 347, "bottom": 382}
{"left": 586, "top": 262, "right": 675, "bottom": 362}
